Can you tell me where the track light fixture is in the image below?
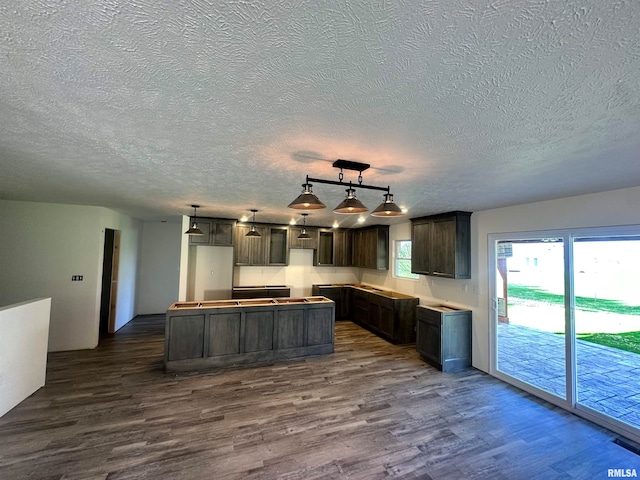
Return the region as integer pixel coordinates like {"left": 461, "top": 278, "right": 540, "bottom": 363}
{"left": 245, "top": 209, "right": 261, "bottom": 237}
{"left": 297, "top": 213, "right": 312, "bottom": 239}
{"left": 287, "top": 159, "right": 404, "bottom": 217}
{"left": 184, "top": 204, "right": 204, "bottom": 235}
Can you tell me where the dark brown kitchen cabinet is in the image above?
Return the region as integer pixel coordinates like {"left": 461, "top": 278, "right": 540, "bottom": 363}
{"left": 351, "top": 225, "right": 389, "bottom": 270}
{"left": 314, "top": 229, "right": 334, "bottom": 265}
{"left": 311, "top": 285, "right": 348, "bottom": 319}
{"left": 234, "top": 224, "right": 269, "bottom": 265}
{"left": 189, "top": 218, "right": 235, "bottom": 246}
{"left": 268, "top": 227, "right": 289, "bottom": 265}
{"left": 234, "top": 224, "right": 288, "bottom": 266}
{"left": 334, "top": 229, "right": 352, "bottom": 266}
{"left": 289, "top": 227, "right": 318, "bottom": 249}
{"left": 411, "top": 211, "right": 471, "bottom": 279}
{"left": 416, "top": 305, "right": 471, "bottom": 372}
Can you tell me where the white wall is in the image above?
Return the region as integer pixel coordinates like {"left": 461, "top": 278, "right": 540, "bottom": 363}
{"left": 0, "top": 200, "right": 141, "bottom": 351}
{"left": 136, "top": 220, "right": 182, "bottom": 313}
{"left": 0, "top": 298, "right": 51, "bottom": 418}
{"left": 188, "top": 246, "right": 234, "bottom": 300}
{"left": 234, "top": 249, "right": 359, "bottom": 297}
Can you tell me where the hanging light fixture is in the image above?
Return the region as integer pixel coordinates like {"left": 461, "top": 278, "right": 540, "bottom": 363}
{"left": 333, "top": 184, "right": 368, "bottom": 214}
{"left": 297, "top": 213, "right": 312, "bottom": 239}
{"left": 370, "top": 193, "right": 404, "bottom": 217}
{"left": 287, "top": 183, "right": 326, "bottom": 210}
{"left": 184, "top": 204, "right": 204, "bottom": 235}
{"left": 245, "top": 209, "right": 261, "bottom": 237}
{"left": 287, "top": 159, "right": 404, "bottom": 217}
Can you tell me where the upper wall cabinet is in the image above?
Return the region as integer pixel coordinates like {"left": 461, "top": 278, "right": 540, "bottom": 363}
{"left": 289, "top": 227, "right": 318, "bottom": 249}
{"left": 411, "top": 211, "right": 472, "bottom": 279}
{"left": 351, "top": 225, "right": 389, "bottom": 270}
{"left": 189, "top": 218, "right": 235, "bottom": 246}
{"left": 234, "top": 224, "right": 289, "bottom": 266}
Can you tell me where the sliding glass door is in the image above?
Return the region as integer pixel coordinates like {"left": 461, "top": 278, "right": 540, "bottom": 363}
{"left": 491, "top": 228, "right": 640, "bottom": 441}
{"left": 495, "top": 238, "right": 567, "bottom": 399}
{"left": 573, "top": 236, "right": 640, "bottom": 429}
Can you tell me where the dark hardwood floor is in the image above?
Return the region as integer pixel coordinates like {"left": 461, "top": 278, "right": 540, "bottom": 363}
{"left": 1, "top": 315, "right": 638, "bottom": 479}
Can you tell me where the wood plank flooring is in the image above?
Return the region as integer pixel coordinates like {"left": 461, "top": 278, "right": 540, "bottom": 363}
{"left": 1, "top": 315, "right": 638, "bottom": 479}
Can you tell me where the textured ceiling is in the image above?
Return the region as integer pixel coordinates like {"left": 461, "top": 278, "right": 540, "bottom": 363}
{"left": 1, "top": 1, "right": 639, "bottom": 227}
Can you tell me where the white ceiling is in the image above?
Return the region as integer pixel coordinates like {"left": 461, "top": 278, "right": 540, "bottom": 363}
{"left": 1, "top": 1, "right": 639, "bottom": 227}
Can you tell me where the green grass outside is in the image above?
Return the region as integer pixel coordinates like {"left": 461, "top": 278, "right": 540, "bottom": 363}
{"left": 576, "top": 331, "right": 640, "bottom": 355}
{"left": 508, "top": 284, "right": 640, "bottom": 354}
{"left": 507, "top": 284, "right": 640, "bottom": 316}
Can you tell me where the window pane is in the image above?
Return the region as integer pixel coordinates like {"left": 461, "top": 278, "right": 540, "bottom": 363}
{"left": 397, "top": 240, "right": 412, "bottom": 259}
{"left": 396, "top": 259, "right": 418, "bottom": 279}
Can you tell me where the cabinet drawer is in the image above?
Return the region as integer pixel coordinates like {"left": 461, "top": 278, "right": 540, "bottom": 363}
{"left": 416, "top": 306, "right": 442, "bottom": 326}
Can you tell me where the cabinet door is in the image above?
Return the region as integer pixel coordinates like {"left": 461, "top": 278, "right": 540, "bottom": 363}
{"left": 369, "top": 301, "right": 381, "bottom": 331}
{"left": 213, "top": 221, "right": 234, "bottom": 246}
{"left": 315, "top": 230, "right": 334, "bottom": 265}
{"left": 269, "top": 227, "right": 288, "bottom": 265}
{"left": 430, "top": 218, "right": 456, "bottom": 277}
{"left": 289, "top": 227, "right": 318, "bottom": 249}
{"left": 411, "top": 221, "right": 431, "bottom": 274}
{"left": 334, "top": 230, "right": 352, "bottom": 266}
{"left": 244, "top": 310, "right": 274, "bottom": 352}
{"left": 306, "top": 307, "right": 333, "bottom": 346}
{"left": 362, "top": 229, "right": 378, "bottom": 269}
{"left": 276, "top": 308, "right": 305, "bottom": 349}
{"left": 168, "top": 315, "right": 205, "bottom": 361}
{"left": 234, "top": 225, "right": 252, "bottom": 265}
{"left": 417, "top": 318, "right": 442, "bottom": 366}
{"left": 379, "top": 304, "right": 395, "bottom": 339}
{"left": 189, "top": 219, "right": 213, "bottom": 245}
{"left": 207, "top": 312, "right": 241, "bottom": 356}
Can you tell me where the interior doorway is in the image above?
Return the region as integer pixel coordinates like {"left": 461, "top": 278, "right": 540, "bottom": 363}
{"left": 99, "top": 228, "right": 120, "bottom": 338}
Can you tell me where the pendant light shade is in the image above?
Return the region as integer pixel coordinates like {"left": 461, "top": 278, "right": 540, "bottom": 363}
{"left": 184, "top": 204, "right": 204, "bottom": 235}
{"left": 371, "top": 193, "right": 404, "bottom": 217}
{"left": 245, "top": 209, "right": 261, "bottom": 237}
{"left": 288, "top": 183, "right": 326, "bottom": 210}
{"left": 297, "top": 213, "right": 312, "bottom": 239}
{"left": 333, "top": 187, "right": 368, "bottom": 214}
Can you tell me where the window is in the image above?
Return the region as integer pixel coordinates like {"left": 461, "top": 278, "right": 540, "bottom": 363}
{"left": 394, "top": 240, "right": 419, "bottom": 279}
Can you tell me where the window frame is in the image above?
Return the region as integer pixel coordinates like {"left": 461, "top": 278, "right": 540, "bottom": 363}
{"left": 393, "top": 239, "right": 419, "bottom": 280}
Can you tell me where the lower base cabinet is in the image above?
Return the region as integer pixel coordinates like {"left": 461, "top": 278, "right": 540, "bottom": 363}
{"left": 165, "top": 299, "right": 335, "bottom": 371}
{"left": 416, "top": 305, "right": 472, "bottom": 372}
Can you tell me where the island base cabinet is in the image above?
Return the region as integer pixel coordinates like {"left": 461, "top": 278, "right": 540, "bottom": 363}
{"left": 416, "top": 305, "right": 471, "bottom": 372}
{"left": 165, "top": 300, "right": 335, "bottom": 372}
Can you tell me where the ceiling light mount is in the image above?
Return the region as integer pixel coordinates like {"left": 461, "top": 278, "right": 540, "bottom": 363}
{"left": 184, "top": 204, "right": 204, "bottom": 235}
{"left": 288, "top": 159, "right": 404, "bottom": 217}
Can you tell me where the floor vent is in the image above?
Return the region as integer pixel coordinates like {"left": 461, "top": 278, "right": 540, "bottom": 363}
{"left": 614, "top": 438, "right": 640, "bottom": 457}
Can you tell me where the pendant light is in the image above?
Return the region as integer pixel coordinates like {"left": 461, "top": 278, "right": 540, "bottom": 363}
{"left": 245, "top": 209, "right": 261, "bottom": 237}
{"left": 287, "top": 183, "right": 326, "bottom": 210}
{"left": 297, "top": 213, "right": 312, "bottom": 239}
{"left": 333, "top": 186, "right": 368, "bottom": 214}
{"left": 371, "top": 193, "right": 404, "bottom": 217}
{"left": 184, "top": 204, "right": 204, "bottom": 235}
{"left": 288, "top": 160, "right": 404, "bottom": 217}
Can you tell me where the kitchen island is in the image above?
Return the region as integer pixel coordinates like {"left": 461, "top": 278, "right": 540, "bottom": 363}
{"left": 165, "top": 296, "right": 334, "bottom": 372}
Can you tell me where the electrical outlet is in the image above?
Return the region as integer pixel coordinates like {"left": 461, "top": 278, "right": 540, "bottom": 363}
{"left": 462, "top": 284, "right": 468, "bottom": 293}
{"left": 71, "top": 275, "right": 84, "bottom": 281}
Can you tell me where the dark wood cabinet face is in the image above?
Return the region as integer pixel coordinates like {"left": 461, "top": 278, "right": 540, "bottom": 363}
{"left": 306, "top": 307, "right": 333, "bottom": 346}
{"left": 316, "top": 231, "right": 334, "bottom": 265}
{"left": 213, "top": 222, "right": 234, "bottom": 246}
{"left": 276, "top": 308, "right": 305, "bottom": 349}
{"left": 416, "top": 306, "right": 471, "bottom": 372}
{"left": 410, "top": 211, "right": 471, "bottom": 279}
{"left": 244, "top": 310, "right": 274, "bottom": 352}
{"left": 351, "top": 226, "right": 389, "bottom": 270}
{"left": 417, "top": 318, "right": 442, "bottom": 365}
{"left": 208, "top": 313, "right": 241, "bottom": 356}
{"left": 188, "top": 219, "right": 213, "bottom": 245}
{"left": 334, "top": 229, "right": 352, "bottom": 266}
{"left": 289, "top": 227, "right": 318, "bottom": 249}
{"left": 234, "top": 225, "right": 269, "bottom": 265}
{"left": 411, "top": 222, "right": 430, "bottom": 274}
{"left": 189, "top": 218, "right": 235, "bottom": 246}
{"left": 269, "top": 227, "right": 288, "bottom": 265}
{"left": 168, "top": 315, "right": 205, "bottom": 361}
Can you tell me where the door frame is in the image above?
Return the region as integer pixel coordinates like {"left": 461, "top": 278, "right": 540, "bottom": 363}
{"left": 488, "top": 225, "right": 640, "bottom": 444}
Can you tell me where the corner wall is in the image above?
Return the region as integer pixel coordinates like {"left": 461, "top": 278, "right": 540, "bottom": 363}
{"left": 0, "top": 200, "right": 142, "bottom": 351}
